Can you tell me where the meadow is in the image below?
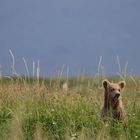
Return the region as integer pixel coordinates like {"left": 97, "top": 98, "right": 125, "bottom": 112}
{"left": 0, "top": 75, "right": 140, "bottom": 140}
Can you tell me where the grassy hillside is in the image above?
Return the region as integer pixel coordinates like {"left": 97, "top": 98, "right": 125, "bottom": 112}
{"left": 0, "top": 76, "right": 140, "bottom": 140}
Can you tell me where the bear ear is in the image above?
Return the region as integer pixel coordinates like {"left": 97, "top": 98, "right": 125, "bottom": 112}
{"left": 118, "top": 81, "right": 126, "bottom": 90}
{"left": 102, "top": 79, "right": 110, "bottom": 90}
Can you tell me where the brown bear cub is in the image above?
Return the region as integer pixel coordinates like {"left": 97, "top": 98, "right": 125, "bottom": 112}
{"left": 101, "top": 79, "right": 126, "bottom": 121}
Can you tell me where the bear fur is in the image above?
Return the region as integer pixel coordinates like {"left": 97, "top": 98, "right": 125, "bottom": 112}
{"left": 101, "top": 79, "right": 126, "bottom": 121}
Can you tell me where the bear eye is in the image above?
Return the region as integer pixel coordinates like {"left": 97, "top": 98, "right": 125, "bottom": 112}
{"left": 118, "top": 89, "right": 121, "bottom": 92}
{"left": 110, "top": 88, "right": 115, "bottom": 92}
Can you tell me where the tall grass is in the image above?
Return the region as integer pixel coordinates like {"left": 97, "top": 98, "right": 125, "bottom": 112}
{"left": 0, "top": 51, "right": 139, "bottom": 139}
{"left": 0, "top": 76, "right": 140, "bottom": 140}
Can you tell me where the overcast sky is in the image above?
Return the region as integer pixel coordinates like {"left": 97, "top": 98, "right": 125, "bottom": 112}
{"left": 0, "top": 0, "right": 140, "bottom": 77}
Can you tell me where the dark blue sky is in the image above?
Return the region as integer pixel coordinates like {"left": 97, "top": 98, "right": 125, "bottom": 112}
{"left": 0, "top": 0, "right": 140, "bottom": 76}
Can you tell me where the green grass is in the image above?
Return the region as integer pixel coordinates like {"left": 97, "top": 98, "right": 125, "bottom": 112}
{"left": 0, "top": 76, "right": 139, "bottom": 140}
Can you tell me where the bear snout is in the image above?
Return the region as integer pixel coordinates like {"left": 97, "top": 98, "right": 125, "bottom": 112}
{"left": 114, "top": 93, "right": 120, "bottom": 99}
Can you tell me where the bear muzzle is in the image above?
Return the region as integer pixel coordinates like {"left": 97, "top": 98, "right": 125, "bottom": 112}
{"left": 113, "top": 93, "right": 120, "bottom": 101}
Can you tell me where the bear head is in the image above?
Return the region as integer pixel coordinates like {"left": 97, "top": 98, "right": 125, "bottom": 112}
{"left": 102, "top": 79, "right": 126, "bottom": 108}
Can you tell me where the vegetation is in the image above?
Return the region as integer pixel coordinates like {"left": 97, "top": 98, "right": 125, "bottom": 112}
{"left": 0, "top": 76, "right": 139, "bottom": 140}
